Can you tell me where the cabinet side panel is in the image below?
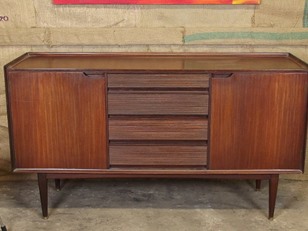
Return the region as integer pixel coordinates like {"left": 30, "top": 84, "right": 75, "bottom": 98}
{"left": 209, "top": 72, "right": 308, "bottom": 170}
{"left": 7, "top": 71, "right": 108, "bottom": 170}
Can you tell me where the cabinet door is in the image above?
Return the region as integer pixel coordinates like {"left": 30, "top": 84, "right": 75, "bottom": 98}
{"left": 7, "top": 71, "right": 108, "bottom": 170}
{"left": 209, "top": 72, "right": 308, "bottom": 170}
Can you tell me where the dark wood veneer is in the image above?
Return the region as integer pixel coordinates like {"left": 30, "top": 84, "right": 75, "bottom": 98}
{"left": 7, "top": 71, "right": 108, "bottom": 169}
{"left": 109, "top": 144, "right": 207, "bottom": 166}
{"left": 108, "top": 74, "right": 210, "bottom": 88}
{"left": 209, "top": 72, "right": 308, "bottom": 170}
{"left": 4, "top": 52, "right": 308, "bottom": 219}
{"left": 108, "top": 91, "right": 209, "bottom": 115}
{"left": 109, "top": 117, "right": 208, "bottom": 141}
{"left": 7, "top": 52, "right": 308, "bottom": 71}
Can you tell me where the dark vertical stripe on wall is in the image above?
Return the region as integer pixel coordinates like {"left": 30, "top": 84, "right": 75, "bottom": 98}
{"left": 304, "top": 0, "right": 308, "bottom": 27}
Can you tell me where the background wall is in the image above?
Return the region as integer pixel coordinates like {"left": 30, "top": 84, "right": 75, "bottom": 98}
{"left": 0, "top": 0, "right": 308, "bottom": 180}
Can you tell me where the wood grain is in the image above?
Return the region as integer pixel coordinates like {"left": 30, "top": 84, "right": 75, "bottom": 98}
{"left": 109, "top": 117, "right": 208, "bottom": 140}
{"left": 8, "top": 53, "right": 308, "bottom": 71}
{"left": 209, "top": 72, "right": 308, "bottom": 170}
{"left": 108, "top": 91, "right": 208, "bottom": 115}
{"left": 7, "top": 71, "right": 108, "bottom": 169}
{"left": 110, "top": 144, "right": 207, "bottom": 166}
{"left": 108, "top": 74, "right": 210, "bottom": 88}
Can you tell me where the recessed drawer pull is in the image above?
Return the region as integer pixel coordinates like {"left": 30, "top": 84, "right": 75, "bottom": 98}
{"left": 83, "top": 72, "right": 105, "bottom": 78}
{"left": 212, "top": 73, "right": 233, "bottom": 78}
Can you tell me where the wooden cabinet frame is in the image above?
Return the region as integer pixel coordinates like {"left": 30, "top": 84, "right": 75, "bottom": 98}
{"left": 4, "top": 52, "right": 308, "bottom": 219}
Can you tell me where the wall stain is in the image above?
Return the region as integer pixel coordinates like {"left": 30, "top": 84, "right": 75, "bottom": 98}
{"left": 186, "top": 1, "right": 308, "bottom": 42}
{"left": 304, "top": 0, "right": 308, "bottom": 27}
{"left": 185, "top": 32, "right": 308, "bottom": 43}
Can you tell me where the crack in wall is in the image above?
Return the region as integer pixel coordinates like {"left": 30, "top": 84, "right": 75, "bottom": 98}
{"left": 32, "top": 2, "right": 38, "bottom": 28}
{"left": 43, "top": 28, "right": 52, "bottom": 47}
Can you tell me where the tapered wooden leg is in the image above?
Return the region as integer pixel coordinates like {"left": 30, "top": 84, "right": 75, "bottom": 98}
{"left": 256, "top": 180, "right": 261, "bottom": 191}
{"left": 55, "top": 179, "right": 61, "bottom": 191}
{"left": 268, "top": 174, "right": 279, "bottom": 220}
{"left": 38, "top": 173, "right": 48, "bottom": 219}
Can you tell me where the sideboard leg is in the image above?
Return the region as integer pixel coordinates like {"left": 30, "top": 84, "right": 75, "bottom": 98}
{"left": 256, "top": 180, "right": 261, "bottom": 191}
{"left": 268, "top": 174, "right": 279, "bottom": 220}
{"left": 55, "top": 179, "right": 61, "bottom": 191}
{"left": 38, "top": 174, "right": 48, "bottom": 219}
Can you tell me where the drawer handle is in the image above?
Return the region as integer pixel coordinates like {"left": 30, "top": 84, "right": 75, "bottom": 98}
{"left": 212, "top": 73, "right": 233, "bottom": 78}
{"left": 83, "top": 72, "right": 105, "bottom": 78}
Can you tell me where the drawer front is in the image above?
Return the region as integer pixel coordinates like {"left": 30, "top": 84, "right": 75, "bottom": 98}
{"left": 109, "top": 144, "right": 207, "bottom": 166}
{"left": 107, "top": 73, "right": 209, "bottom": 168}
{"left": 108, "top": 74, "right": 210, "bottom": 88}
{"left": 108, "top": 91, "right": 208, "bottom": 115}
{"left": 109, "top": 117, "right": 208, "bottom": 140}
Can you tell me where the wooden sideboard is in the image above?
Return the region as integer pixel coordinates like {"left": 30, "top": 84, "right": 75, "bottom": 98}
{"left": 4, "top": 52, "right": 308, "bottom": 219}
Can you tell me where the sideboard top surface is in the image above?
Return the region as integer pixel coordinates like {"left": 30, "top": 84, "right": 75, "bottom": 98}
{"left": 6, "top": 52, "right": 308, "bottom": 72}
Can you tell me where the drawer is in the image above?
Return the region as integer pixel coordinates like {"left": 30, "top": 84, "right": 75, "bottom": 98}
{"left": 108, "top": 74, "right": 210, "bottom": 89}
{"left": 108, "top": 91, "right": 208, "bottom": 115}
{"left": 109, "top": 117, "right": 208, "bottom": 140}
{"left": 109, "top": 144, "right": 207, "bottom": 166}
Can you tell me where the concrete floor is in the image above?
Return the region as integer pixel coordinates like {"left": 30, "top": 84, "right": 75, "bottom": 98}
{"left": 0, "top": 178, "right": 308, "bottom": 231}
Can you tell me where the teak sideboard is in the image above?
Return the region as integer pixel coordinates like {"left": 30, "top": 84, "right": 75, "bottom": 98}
{"left": 4, "top": 52, "right": 308, "bottom": 219}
